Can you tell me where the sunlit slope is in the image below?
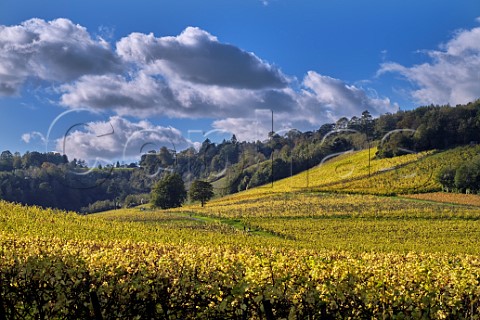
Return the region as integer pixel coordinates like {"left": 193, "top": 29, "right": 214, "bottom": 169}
{"left": 210, "top": 147, "right": 431, "bottom": 205}
{"left": 0, "top": 201, "right": 257, "bottom": 246}
{"left": 319, "top": 145, "right": 480, "bottom": 195}
{"left": 4, "top": 195, "right": 480, "bottom": 256}
{"left": 4, "top": 198, "right": 480, "bottom": 316}
{"left": 275, "top": 147, "right": 430, "bottom": 190}
{"left": 189, "top": 191, "right": 480, "bottom": 220}
{"left": 214, "top": 145, "right": 480, "bottom": 202}
{"left": 403, "top": 192, "right": 480, "bottom": 206}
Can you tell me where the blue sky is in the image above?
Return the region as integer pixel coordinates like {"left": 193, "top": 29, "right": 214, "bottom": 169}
{"left": 0, "top": 0, "right": 479, "bottom": 163}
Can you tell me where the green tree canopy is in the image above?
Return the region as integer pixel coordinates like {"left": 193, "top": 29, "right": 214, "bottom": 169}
{"left": 0, "top": 150, "right": 13, "bottom": 171}
{"left": 454, "top": 158, "right": 480, "bottom": 193}
{"left": 436, "top": 166, "right": 456, "bottom": 191}
{"left": 151, "top": 173, "right": 186, "bottom": 209}
{"left": 189, "top": 180, "right": 214, "bottom": 207}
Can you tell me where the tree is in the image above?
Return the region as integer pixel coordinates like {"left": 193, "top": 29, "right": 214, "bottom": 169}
{"left": 13, "top": 152, "right": 22, "bottom": 169}
{"left": 318, "top": 123, "right": 335, "bottom": 137}
{"left": 151, "top": 173, "right": 186, "bottom": 209}
{"left": 360, "top": 110, "right": 374, "bottom": 137}
{"left": 0, "top": 151, "right": 13, "bottom": 171}
{"left": 22, "top": 151, "right": 44, "bottom": 168}
{"left": 335, "top": 117, "right": 349, "bottom": 130}
{"left": 158, "top": 146, "right": 175, "bottom": 167}
{"left": 436, "top": 166, "right": 456, "bottom": 192}
{"left": 189, "top": 180, "right": 214, "bottom": 207}
{"left": 454, "top": 158, "right": 480, "bottom": 193}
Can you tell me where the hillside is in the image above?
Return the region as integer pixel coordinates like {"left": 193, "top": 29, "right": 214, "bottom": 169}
{"left": 319, "top": 145, "right": 480, "bottom": 195}
{"left": 2, "top": 100, "right": 480, "bottom": 212}
{"left": 3, "top": 178, "right": 480, "bottom": 318}
{"left": 209, "top": 146, "right": 430, "bottom": 204}
{"left": 211, "top": 144, "right": 480, "bottom": 204}
{"left": 4, "top": 145, "right": 480, "bottom": 317}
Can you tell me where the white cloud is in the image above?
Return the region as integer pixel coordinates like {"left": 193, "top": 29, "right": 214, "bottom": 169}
{"left": 59, "top": 24, "right": 294, "bottom": 119}
{"left": 59, "top": 72, "right": 177, "bottom": 118}
{"left": 212, "top": 117, "right": 270, "bottom": 142}
{"left": 57, "top": 23, "right": 396, "bottom": 129}
{"left": 0, "top": 18, "right": 121, "bottom": 96}
{"left": 298, "top": 71, "right": 397, "bottom": 124}
{"left": 59, "top": 69, "right": 297, "bottom": 119}
{"left": 378, "top": 22, "right": 480, "bottom": 105}
{"left": 60, "top": 53, "right": 394, "bottom": 130}
{"left": 58, "top": 116, "right": 192, "bottom": 162}
{"left": 212, "top": 72, "right": 398, "bottom": 141}
{"left": 4, "top": 18, "right": 398, "bottom": 137}
{"left": 116, "top": 27, "right": 287, "bottom": 89}
{"left": 212, "top": 116, "right": 298, "bottom": 142}
{"left": 21, "top": 131, "right": 46, "bottom": 144}
{"left": 61, "top": 71, "right": 396, "bottom": 140}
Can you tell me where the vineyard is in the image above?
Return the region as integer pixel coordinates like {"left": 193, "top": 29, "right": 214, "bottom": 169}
{"left": 403, "top": 192, "right": 480, "bottom": 207}
{"left": 317, "top": 145, "right": 480, "bottom": 195}
{"left": 224, "top": 147, "right": 432, "bottom": 197}
{"left": 213, "top": 145, "right": 480, "bottom": 202}
{"left": 3, "top": 145, "right": 480, "bottom": 318}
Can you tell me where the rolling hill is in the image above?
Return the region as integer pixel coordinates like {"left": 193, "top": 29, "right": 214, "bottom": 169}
{"left": 3, "top": 145, "right": 480, "bottom": 318}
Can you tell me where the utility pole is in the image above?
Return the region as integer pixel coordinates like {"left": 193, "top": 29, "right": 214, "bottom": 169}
{"left": 271, "top": 109, "right": 274, "bottom": 188}
{"left": 368, "top": 139, "right": 371, "bottom": 177}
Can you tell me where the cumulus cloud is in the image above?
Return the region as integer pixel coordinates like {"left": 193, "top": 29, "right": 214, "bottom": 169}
{"left": 378, "top": 20, "right": 480, "bottom": 105}
{"left": 0, "top": 18, "right": 121, "bottom": 95}
{"left": 58, "top": 116, "right": 192, "bottom": 162}
{"left": 61, "top": 70, "right": 396, "bottom": 141}
{"left": 212, "top": 117, "right": 270, "bottom": 142}
{"left": 299, "top": 71, "right": 397, "bottom": 123}
{"left": 59, "top": 72, "right": 296, "bottom": 118}
{"left": 60, "top": 73, "right": 178, "bottom": 118}
{"left": 212, "top": 72, "right": 398, "bottom": 141}
{"left": 21, "top": 131, "right": 46, "bottom": 144}
{"left": 4, "top": 18, "right": 398, "bottom": 140}
{"left": 212, "top": 116, "right": 295, "bottom": 142}
{"left": 116, "top": 27, "right": 287, "bottom": 89}
{"left": 60, "top": 25, "right": 292, "bottom": 119}
{"left": 56, "top": 23, "right": 396, "bottom": 129}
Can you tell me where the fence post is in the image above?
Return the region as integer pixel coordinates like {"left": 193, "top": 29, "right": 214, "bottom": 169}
{"left": 0, "top": 293, "right": 7, "bottom": 320}
{"left": 89, "top": 291, "right": 103, "bottom": 320}
{"left": 262, "top": 299, "right": 274, "bottom": 320}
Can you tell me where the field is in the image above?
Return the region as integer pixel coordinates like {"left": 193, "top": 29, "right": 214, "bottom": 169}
{"left": 317, "top": 145, "right": 480, "bottom": 195}
{"left": 3, "top": 145, "right": 480, "bottom": 318}
{"left": 221, "top": 147, "right": 432, "bottom": 197}
{"left": 403, "top": 192, "right": 480, "bottom": 207}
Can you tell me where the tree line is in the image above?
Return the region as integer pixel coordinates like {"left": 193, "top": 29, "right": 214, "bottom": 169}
{"left": 437, "top": 156, "right": 480, "bottom": 194}
{"left": 1, "top": 99, "right": 479, "bottom": 211}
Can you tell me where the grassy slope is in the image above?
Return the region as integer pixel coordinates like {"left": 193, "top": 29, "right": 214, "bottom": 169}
{"left": 210, "top": 147, "right": 428, "bottom": 196}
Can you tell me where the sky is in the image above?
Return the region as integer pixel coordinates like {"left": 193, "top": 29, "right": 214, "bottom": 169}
{"left": 0, "top": 0, "right": 479, "bottom": 164}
